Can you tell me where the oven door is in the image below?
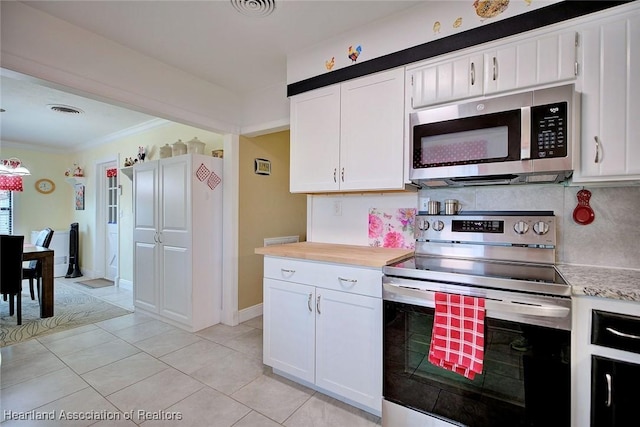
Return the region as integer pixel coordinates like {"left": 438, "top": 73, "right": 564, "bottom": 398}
{"left": 382, "top": 281, "right": 571, "bottom": 427}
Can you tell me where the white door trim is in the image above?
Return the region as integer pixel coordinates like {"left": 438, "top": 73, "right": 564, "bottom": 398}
{"left": 222, "top": 133, "right": 239, "bottom": 326}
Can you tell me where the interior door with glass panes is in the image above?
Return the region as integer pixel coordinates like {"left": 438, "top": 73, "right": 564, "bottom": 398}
{"left": 106, "top": 167, "right": 118, "bottom": 281}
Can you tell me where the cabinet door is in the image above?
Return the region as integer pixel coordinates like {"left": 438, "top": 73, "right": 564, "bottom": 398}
{"left": 158, "top": 156, "right": 192, "bottom": 322}
{"left": 290, "top": 85, "right": 341, "bottom": 192}
{"left": 263, "top": 278, "right": 315, "bottom": 383}
{"left": 315, "top": 288, "right": 382, "bottom": 412}
{"left": 133, "top": 161, "right": 160, "bottom": 312}
{"left": 411, "top": 54, "right": 483, "bottom": 109}
{"left": 340, "top": 68, "right": 405, "bottom": 191}
{"left": 484, "top": 32, "right": 576, "bottom": 95}
{"left": 159, "top": 157, "right": 191, "bottom": 247}
{"left": 591, "top": 356, "right": 639, "bottom": 427}
{"left": 160, "top": 245, "right": 191, "bottom": 323}
{"left": 574, "top": 14, "right": 640, "bottom": 182}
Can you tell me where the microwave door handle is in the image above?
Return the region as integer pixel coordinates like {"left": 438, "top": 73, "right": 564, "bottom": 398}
{"left": 521, "top": 106, "right": 531, "bottom": 160}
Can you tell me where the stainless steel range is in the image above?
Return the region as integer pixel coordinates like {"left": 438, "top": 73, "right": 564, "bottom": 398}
{"left": 382, "top": 211, "right": 571, "bottom": 427}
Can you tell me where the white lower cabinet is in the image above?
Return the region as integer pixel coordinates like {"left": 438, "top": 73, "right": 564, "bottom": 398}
{"left": 263, "top": 257, "right": 383, "bottom": 415}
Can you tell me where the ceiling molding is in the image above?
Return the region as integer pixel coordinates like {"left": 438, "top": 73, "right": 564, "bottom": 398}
{"left": 80, "top": 118, "right": 172, "bottom": 150}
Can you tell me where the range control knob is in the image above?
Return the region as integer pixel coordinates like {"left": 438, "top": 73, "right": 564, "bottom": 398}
{"left": 418, "top": 218, "right": 429, "bottom": 231}
{"left": 533, "top": 221, "right": 550, "bottom": 235}
{"left": 513, "top": 221, "right": 529, "bottom": 235}
{"left": 432, "top": 220, "right": 445, "bottom": 232}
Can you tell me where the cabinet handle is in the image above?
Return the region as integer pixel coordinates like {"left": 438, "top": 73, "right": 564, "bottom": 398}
{"left": 492, "top": 57, "right": 498, "bottom": 81}
{"left": 308, "top": 293, "right": 313, "bottom": 312}
{"left": 341, "top": 167, "right": 345, "bottom": 182}
{"left": 281, "top": 268, "right": 295, "bottom": 274}
{"left": 316, "top": 295, "right": 321, "bottom": 315}
{"left": 594, "top": 136, "right": 601, "bottom": 164}
{"left": 157, "top": 232, "right": 162, "bottom": 244}
{"left": 153, "top": 233, "right": 158, "bottom": 243}
{"left": 605, "top": 373, "right": 612, "bottom": 408}
{"left": 333, "top": 168, "right": 337, "bottom": 183}
{"left": 470, "top": 62, "right": 476, "bottom": 86}
{"left": 606, "top": 326, "right": 640, "bottom": 340}
{"left": 338, "top": 277, "right": 357, "bottom": 285}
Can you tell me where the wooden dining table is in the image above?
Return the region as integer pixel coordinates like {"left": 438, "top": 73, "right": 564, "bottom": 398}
{"left": 23, "top": 244, "right": 54, "bottom": 318}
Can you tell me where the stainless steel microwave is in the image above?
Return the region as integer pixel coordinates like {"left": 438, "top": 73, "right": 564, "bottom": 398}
{"left": 410, "top": 84, "right": 579, "bottom": 187}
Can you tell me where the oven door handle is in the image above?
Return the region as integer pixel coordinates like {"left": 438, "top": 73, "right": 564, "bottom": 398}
{"left": 487, "top": 299, "right": 570, "bottom": 318}
{"left": 383, "top": 283, "right": 570, "bottom": 319}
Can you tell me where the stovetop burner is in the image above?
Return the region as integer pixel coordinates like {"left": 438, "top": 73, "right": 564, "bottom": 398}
{"left": 412, "top": 255, "right": 565, "bottom": 285}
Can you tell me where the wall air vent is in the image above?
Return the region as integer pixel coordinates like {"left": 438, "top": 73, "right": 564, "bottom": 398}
{"left": 47, "top": 104, "right": 84, "bottom": 115}
{"left": 230, "top": 0, "right": 276, "bottom": 17}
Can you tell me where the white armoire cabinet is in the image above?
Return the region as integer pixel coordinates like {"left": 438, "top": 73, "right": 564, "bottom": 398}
{"left": 133, "top": 154, "right": 223, "bottom": 332}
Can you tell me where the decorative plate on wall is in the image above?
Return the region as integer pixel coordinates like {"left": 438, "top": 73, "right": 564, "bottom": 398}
{"left": 35, "top": 178, "right": 56, "bottom": 194}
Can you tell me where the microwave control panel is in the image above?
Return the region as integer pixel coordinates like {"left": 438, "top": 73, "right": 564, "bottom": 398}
{"left": 531, "top": 102, "right": 567, "bottom": 159}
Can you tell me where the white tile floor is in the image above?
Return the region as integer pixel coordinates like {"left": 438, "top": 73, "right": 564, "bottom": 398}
{"left": 1, "top": 278, "right": 381, "bottom": 426}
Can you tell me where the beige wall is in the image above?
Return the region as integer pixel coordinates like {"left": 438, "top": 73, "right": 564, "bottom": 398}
{"left": 0, "top": 146, "right": 74, "bottom": 236}
{"left": 238, "top": 131, "right": 307, "bottom": 310}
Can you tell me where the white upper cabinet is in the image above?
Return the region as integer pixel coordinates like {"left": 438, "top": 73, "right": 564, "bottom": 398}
{"left": 290, "top": 68, "right": 405, "bottom": 193}
{"left": 339, "top": 68, "right": 405, "bottom": 191}
{"left": 290, "top": 85, "right": 341, "bottom": 192}
{"left": 572, "top": 11, "right": 640, "bottom": 183}
{"left": 408, "top": 31, "right": 577, "bottom": 109}
{"left": 410, "top": 53, "right": 484, "bottom": 109}
{"left": 484, "top": 31, "right": 577, "bottom": 95}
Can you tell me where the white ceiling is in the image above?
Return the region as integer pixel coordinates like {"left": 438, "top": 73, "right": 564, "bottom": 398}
{"left": 1, "top": 0, "right": 422, "bottom": 151}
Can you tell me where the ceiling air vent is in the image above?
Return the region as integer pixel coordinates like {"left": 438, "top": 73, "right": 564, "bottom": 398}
{"left": 230, "top": 0, "right": 276, "bottom": 17}
{"left": 48, "top": 104, "right": 84, "bottom": 115}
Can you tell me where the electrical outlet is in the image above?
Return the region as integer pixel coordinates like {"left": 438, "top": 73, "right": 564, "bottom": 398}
{"left": 333, "top": 200, "right": 342, "bottom": 216}
{"left": 419, "top": 197, "right": 430, "bottom": 212}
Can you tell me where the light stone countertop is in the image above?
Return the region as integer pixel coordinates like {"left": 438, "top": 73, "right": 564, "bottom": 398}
{"left": 557, "top": 264, "right": 640, "bottom": 303}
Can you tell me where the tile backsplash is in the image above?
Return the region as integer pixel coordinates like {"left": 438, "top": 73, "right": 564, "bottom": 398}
{"left": 308, "top": 185, "right": 640, "bottom": 270}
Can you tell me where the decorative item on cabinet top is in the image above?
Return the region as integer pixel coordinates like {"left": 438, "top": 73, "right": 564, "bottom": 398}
{"left": 186, "top": 137, "right": 205, "bottom": 154}
{"left": 172, "top": 139, "right": 187, "bottom": 156}
{"left": 160, "top": 144, "right": 172, "bottom": 159}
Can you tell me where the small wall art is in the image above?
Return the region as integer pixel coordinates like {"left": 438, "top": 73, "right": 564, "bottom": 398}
{"left": 254, "top": 158, "right": 271, "bottom": 175}
{"left": 75, "top": 184, "right": 85, "bottom": 210}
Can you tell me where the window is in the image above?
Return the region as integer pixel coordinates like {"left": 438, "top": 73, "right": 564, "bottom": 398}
{"left": 0, "top": 191, "right": 13, "bottom": 234}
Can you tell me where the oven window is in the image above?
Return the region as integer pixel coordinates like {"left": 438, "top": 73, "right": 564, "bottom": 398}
{"left": 413, "top": 109, "right": 521, "bottom": 168}
{"left": 383, "top": 301, "right": 570, "bottom": 427}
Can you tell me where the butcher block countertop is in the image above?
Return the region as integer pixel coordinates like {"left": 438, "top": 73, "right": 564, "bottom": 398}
{"left": 255, "top": 242, "right": 413, "bottom": 268}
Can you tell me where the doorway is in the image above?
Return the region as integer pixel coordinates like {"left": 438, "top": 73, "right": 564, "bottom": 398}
{"left": 95, "top": 157, "right": 119, "bottom": 284}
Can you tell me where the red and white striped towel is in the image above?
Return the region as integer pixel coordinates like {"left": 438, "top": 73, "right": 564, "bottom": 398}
{"left": 428, "top": 292, "right": 485, "bottom": 380}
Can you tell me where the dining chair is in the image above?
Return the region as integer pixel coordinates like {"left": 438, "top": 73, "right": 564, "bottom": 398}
{"left": 23, "top": 228, "right": 54, "bottom": 301}
{"left": 1, "top": 234, "right": 25, "bottom": 325}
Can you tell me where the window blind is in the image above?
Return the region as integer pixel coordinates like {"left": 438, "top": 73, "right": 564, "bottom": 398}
{"left": 0, "top": 191, "right": 13, "bottom": 234}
